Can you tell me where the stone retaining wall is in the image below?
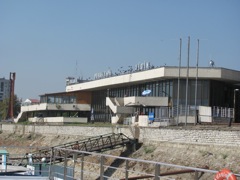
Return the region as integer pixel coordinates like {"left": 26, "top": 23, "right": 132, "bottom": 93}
{"left": 1, "top": 124, "right": 240, "bottom": 147}
{"left": 139, "top": 128, "right": 240, "bottom": 146}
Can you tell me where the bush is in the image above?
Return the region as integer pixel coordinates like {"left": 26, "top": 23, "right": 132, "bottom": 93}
{"left": 143, "top": 145, "right": 156, "bottom": 154}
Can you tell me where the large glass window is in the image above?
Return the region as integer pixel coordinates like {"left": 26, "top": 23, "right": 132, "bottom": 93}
{"left": 174, "top": 79, "right": 211, "bottom": 106}
{"left": 0, "top": 82, "right": 4, "bottom": 92}
{"left": 92, "top": 80, "right": 175, "bottom": 122}
{"left": 47, "top": 96, "right": 54, "bottom": 103}
{"left": 40, "top": 95, "right": 76, "bottom": 104}
{"left": 210, "top": 80, "right": 233, "bottom": 107}
{"left": 92, "top": 90, "right": 108, "bottom": 122}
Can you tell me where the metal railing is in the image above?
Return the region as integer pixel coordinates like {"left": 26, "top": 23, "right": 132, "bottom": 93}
{"left": 2, "top": 145, "right": 240, "bottom": 179}
{"left": 212, "top": 106, "right": 234, "bottom": 118}
{"left": 4, "top": 133, "right": 133, "bottom": 166}
{"left": 123, "top": 105, "right": 234, "bottom": 126}
{"left": 49, "top": 147, "right": 240, "bottom": 180}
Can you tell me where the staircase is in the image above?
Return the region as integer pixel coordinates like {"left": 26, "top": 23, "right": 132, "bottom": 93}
{"left": 106, "top": 97, "right": 134, "bottom": 124}
{"left": 16, "top": 133, "right": 134, "bottom": 165}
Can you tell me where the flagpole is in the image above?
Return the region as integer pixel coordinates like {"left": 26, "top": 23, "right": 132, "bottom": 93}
{"left": 177, "top": 38, "right": 182, "bottom": 125}
{"left": 194, "top": 39, "right": 199, "bottom": 125}
{"left": 185, "top": 36, "right": 190, "bottom": 126}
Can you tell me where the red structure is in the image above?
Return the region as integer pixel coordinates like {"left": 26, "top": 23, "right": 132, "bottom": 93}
{"left": 7, "top": 72, "right": 16, "bottom": 120}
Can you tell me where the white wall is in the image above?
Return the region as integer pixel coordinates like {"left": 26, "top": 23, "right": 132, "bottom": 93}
{"left": 66, "top": 67, "right": 240, "bottom": 92}
{"left": 28, "top": 117, "right": 88, "bottom": 123}
{"left": 199, "top": 106, "right": 212, "bottom": 122}
{"left": 21, "top": 103, "right": 91, "bottom": 112}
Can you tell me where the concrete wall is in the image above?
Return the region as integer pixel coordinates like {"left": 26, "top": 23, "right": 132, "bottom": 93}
{"left": 1, "top": 124, "right": 240, "bottom": 147}
{"left": 28, "top": 117, "right": 88, "bottom": 123}
{"left": 21, "top": 103, "right": 91, "bottom": 112}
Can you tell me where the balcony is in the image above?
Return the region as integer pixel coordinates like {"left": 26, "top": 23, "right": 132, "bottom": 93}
{"left": 21, "top": 103, "right": 91, "bottom": 112}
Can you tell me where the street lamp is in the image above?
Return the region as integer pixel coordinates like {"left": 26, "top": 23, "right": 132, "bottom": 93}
{"left": 234, "top": 89, "right": 239, "bottom": 123}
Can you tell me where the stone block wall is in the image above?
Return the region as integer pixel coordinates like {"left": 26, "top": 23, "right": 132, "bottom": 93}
{"left": 137, "top": 128, "right": 240, "bottom": 146}
{"left": 1, "top": 124, "right": 240, "bottom": 147}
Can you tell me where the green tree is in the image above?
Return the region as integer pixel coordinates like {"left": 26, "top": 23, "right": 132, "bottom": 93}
{"left": 13, "top": 95, "right": 21, "bottom": 117}
{"left": 0, "top": 95, "right": 21, "bottom": 120}
{"left": 0, "top": 98, "right": 8, "bottom": 120}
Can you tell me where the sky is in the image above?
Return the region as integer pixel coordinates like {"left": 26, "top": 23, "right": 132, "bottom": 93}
{"left": 1, "top": 0, "right": 240, "bottom": 100}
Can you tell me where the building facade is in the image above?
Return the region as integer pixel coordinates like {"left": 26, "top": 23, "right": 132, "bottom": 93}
{"left": 64, "top": 66, "right": 240, "bottom": 123}
{"left": 0, "top": 78, "right": 10, "bottom": 102}
{"left": 16, "top": 66, "right": 240, "bottom": 124}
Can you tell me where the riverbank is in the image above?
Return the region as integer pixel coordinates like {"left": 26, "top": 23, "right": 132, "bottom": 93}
{"left": 0, "top": 123, "right": 239, "bottom": 179}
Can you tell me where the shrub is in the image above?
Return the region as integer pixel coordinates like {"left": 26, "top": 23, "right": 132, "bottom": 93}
{"left": 143, "top": 145, "right": 156, "bottom": 154}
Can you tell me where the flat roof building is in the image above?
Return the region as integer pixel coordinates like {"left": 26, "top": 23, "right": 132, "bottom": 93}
{"left": 0, "top": 78, "right": 10, "bottom": 102}
{"left": 16, "top": 66, "right": 240, "bottom": 125}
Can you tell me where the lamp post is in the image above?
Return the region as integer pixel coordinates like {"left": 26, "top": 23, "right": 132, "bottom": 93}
{"left": 234, "top": 89, "right": 239, "bottom": 123}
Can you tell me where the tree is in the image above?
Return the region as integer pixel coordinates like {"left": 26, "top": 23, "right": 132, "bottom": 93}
{"left": 0, "top": 98, "right": 8, "bottom": 120}
{"left": 0, "top": 95, "right": 21, "bottom": 120}
{"left": 13, "top": 95, "right": 21, "bottom": 117}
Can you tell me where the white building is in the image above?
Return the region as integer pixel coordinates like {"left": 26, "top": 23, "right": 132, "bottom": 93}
{"left": 16, "top": 66, "right": 240, "bottom": 125}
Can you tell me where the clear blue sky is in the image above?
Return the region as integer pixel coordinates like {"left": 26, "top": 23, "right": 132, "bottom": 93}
{"left": 1, "top": 0, "right": 240, "bottom": 100}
